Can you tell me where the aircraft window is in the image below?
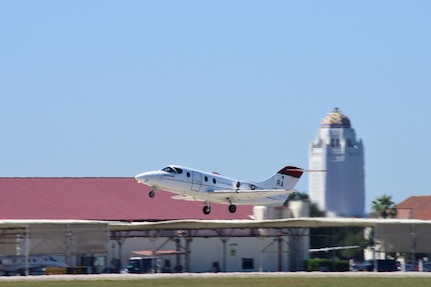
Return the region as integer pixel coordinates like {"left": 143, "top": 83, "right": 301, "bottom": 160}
{"left": 213, "top": 178, "right": 216, "bottom": 184}
{"left": 161, "top": 167, "right": 176, "bottom": 174}
{"left": 187, "top": 172, "right": 190, "bottom": 178}
{"left": 204, "top": 176, "right": 208, "bottom": 182}
{"left": 173, "top": 167, "right": 183, "bottom": 174}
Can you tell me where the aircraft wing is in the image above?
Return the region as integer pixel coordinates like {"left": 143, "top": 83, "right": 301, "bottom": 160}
{"left": 309, "top": 245, "right": 360, "bottom": 252}
{"left": 209, "top": 189, "right": 290, "bottom": 200}
{"left": 171, "top": 189, "right": 291, "bottom": 204}
{"left": 171, "top": 195, "right": 205, "bottom": 202}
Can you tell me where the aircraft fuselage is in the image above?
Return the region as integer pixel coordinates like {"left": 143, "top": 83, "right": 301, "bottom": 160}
{"left": 137, "top": 166, "right": 255, "bottom": 194}
{"left": 135, "top": 165, "right": 304, "bottom": 215}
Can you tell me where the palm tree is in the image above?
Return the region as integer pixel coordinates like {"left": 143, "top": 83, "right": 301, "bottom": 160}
{"left": 371, "top": 194, "right": 397, "bottom": 219}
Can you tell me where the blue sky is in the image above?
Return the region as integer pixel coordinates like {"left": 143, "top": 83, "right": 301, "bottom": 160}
{"left": 1, "top": 1, "right": 430, "bottom": 213}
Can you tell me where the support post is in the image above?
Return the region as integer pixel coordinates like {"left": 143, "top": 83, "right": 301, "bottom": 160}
{"left": 25, "top": 224, "right": 30, "bottom": 276}
{"left": 373, "top": 224, "right": 377, "bottom": 272}
{"left": 259, "top": 236, "right": 263, "bottom": 272}
{"left": 410, "top": 224, "right": 416, "bottom": 264}
{"left": 65, "top": 224, "right": 72, "bottom": 266}
{"left": 175, "top": 238, "right": 181, "bottom": 271}
{"left": 111, "top": 231, "right": 127, "bottom": 272}
{"left": 148, "top": 230, "right": 158, "bottom": 273}
{"left": 185, "top": 237, "right": 192, "bottom": 272}
{"left": 277, "top": 235, "right": 283, "bottom": 271}
{"left": 221, "top": 237, "right": 228, "bottom": 272}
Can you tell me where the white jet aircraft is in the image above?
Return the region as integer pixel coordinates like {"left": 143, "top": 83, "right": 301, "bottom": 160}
{"left": 0, "top": 254, "right": 68, "bottom": 275}
{"left": 135, "top": 165, "right": 305, "bottom": 215}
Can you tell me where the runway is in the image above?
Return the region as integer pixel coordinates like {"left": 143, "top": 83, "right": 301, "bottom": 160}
{"left": 2, "top": 272, "right": 431, "bottom": 281}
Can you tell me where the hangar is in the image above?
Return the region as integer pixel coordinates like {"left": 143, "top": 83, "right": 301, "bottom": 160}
{"left": 0, "top": 178, "right": 430, "bottom": 274}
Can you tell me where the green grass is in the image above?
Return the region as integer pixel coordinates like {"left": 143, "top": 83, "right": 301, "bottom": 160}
{"left": 1, "top": 277, "right": 431, "bottom": 287}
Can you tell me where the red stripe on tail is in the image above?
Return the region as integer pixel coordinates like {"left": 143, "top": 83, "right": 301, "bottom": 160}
{"left": 278, "top": 166, "right": 303, "bottom": 179}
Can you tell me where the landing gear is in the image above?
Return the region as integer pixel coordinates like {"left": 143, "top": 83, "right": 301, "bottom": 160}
{"left": 228, "top": 204, "right": 237, "bottom": 213}
{"left": 149, "top": 188, "right": 155, "bottom": 198}
{"left": 203, "top": 205, "right": 211, "bottom": 215}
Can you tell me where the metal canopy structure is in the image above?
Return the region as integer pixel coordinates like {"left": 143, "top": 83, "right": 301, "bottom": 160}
{"left": 0, "top": 219, "right": 109, "bottom": 229}
{"left": 108, "top": 218, "right": 431, "bottom": 231}
{"left": 1, "top": 217, "right": 431, "bottom": 274}
{"left": 2, "top": 217, "right": 431, "bottom": 234}
{"left": 108, "top": 218, "right": 431, "bottom": 257}
{"left": 2, "top": 217, "right": 431, "bottom": 239}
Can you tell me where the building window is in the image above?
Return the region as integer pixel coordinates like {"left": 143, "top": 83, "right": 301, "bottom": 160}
{"left": 242, "top": 258, "right": 254, "bottom": 270}
{"left": 331, "top": 138, "right": 340, "bottom": 147}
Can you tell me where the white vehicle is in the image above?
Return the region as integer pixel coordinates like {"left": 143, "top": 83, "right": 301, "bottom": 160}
{"left": 0, "top": 255, "right": 67, "bottom": 276}
{"left": 135, "top": 165, "right": 307, "bottom": 215}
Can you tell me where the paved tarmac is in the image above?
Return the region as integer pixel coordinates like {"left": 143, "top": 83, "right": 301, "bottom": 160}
{"left": 2, "top": 272, "right": 431, "bottom": 281}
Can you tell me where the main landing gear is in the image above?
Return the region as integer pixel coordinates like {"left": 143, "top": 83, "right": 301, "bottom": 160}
{"left": 227, "top": 198, "right": 236, "bottom": 213}
{"left": 203, "top": 205, "right": 211, "bottom": 215}
{"left": 202, "top": 203, "right": 237, "bottom": 215}
{"left": 228, "top": 204, "right": 237, "bottom": 213}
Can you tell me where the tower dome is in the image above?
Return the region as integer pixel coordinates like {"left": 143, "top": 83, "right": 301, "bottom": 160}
{"left": 320, "top": 107, "right": 351, "bottom": 128}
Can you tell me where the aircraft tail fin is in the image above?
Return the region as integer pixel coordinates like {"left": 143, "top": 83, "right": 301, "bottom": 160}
{"left": 257, "top": 166, "right": 304, "bottom": 190}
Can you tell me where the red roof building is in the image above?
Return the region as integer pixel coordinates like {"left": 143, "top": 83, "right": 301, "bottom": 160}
{"left": 0, "top": 178, "right": 253, "bottom": 221}
{"left": 396, "top": 195, "right": 431, "bottom": 220}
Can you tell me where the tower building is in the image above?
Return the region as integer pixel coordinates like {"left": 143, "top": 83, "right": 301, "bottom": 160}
{"left": 309, "top": 108, "right": 365, "bottom": 217}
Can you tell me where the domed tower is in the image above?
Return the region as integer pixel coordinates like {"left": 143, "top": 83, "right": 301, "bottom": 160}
{"left": 309, "top": 108, "right": 365, "bottom": 217}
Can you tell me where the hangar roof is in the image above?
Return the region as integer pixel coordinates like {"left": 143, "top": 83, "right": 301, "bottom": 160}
{"left": 2, "top": 218, "right": 431, "bottom": 232}
{"left": 0, "top": 178, "right": 253, "bottom": 221}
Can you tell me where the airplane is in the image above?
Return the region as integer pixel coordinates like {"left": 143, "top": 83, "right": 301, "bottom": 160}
{"left": 135, "top": 165, "right": 307, "bottom": 215}
{"left": 0, "top": 254, "right": 68, "bottom": 275}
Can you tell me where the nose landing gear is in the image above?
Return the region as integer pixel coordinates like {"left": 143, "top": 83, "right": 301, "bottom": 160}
{"left": 149, "top": 188, "right": 156, "bottom": 198}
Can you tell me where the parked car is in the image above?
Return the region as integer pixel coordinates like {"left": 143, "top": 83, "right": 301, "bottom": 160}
{"left": 122, "top": 257, "right": 161, "bottom": 274}
{"left": 352, "top": 260, "right": 398, "bottom": 272}
{"left": 423, "top": 261, "right": 431, "bottom": 272}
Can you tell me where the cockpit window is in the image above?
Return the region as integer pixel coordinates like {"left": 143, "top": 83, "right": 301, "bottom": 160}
{"left": 161, "top": 166, "right": 183, "bottom": 174}
{"left": 161, "top": 167, "right": 176, "bottom": 174}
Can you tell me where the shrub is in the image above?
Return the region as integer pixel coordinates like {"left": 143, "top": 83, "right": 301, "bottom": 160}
{"left": 305, "top": 258, "right": 349, "bottom": 272}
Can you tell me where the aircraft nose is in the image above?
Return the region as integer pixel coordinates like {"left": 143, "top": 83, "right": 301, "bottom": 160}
{"left": 135, "top": 171, "right": 163, "bottom": 186}
{"left": 135, "top": 173, "right": 149, "bottom": 183}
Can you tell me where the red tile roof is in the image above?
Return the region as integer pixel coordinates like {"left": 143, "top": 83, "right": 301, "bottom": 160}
{"left": 396, "top": 195, "right": 431, "bottom": 220}
{"left": 0, "top": 178, "right": 253, "bottom": 221}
